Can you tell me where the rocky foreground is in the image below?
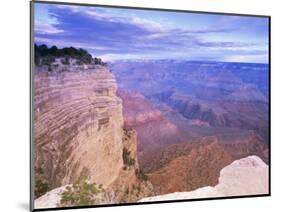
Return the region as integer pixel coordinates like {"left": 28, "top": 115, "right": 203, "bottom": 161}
{"left": 35, "top": 155, "right": 268, "bottom": 208}
{"left": 139, "top": 156, "right": 269, "bottom": 202}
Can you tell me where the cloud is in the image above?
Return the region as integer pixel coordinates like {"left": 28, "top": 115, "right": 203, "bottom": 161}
{"left": 223, "top": 54, "right": 268, "bottom": 63}
{"left": 129, "top": 16, "right": 166, "bottom": 33}
{"left": 35, "top": 37, "right": 114, "bottom": 52}
{"left": 98, "top": 53, "right": 143, "bottom": 61}
{"left": 35, "top": 5, "right": 170, "bottom": 55}
{"left": 35, "top": 22, "right": 64, "bottom": 34}
{"left": 34, "top": 3, "right": 268, "bottom": 63}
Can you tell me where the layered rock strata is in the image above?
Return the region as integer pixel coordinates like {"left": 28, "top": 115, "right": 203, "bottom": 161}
{"left": 35, "top": 128, "right": 154, "bottom": 208}
{"left": 34, "top": 66, "right": 125, "bottom": 189}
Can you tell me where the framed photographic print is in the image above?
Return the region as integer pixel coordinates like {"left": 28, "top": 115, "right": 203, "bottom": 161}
{"left": 30, "top": 1, "right": 270, "bottom": 211}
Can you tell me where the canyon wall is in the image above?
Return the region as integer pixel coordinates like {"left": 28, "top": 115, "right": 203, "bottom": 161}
{"left": 34, "top": 66, "right": 125, "bottom": 189}
{"left": 142, "top": 134, "right": 268, "bottom": 195}
{"left": 139, "top": 156, "right": 269, "bottom": 202}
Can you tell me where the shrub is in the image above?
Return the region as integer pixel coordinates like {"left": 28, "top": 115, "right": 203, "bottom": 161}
{"left": 93, "top": 57, "right": 102, "bottom": 65}
{"left": 34, "top": 44, "right": 97, "bottom": 66}
{"left": 125, "top": 188, "right": 129, "bottom": 195}
{"left": 60, "top": 177, "right": 103, "bottom": 207}
{"left": 61, "top": 56, "right": 70, "bottom": 65}
{"left": 41, "top": 55, "right": 55, "bottom": 66}
{"left": 35, "top": 179, "right": 49, "bottom": 198}
{"left": 122, "top": 147, "right": 135, "bottom": 167}
{"left": 76, "top": 60, "right": 83, "bottom": 65}
{"left": 135, "top": 169, "right": 148, "bottom": 181}
{"left": 123, "top": 127, "right": 134, "bottom": 137}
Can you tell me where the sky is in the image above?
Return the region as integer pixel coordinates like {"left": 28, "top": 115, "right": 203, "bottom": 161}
{"left": 34, "top": 2, "right": 269, "bottom": 63}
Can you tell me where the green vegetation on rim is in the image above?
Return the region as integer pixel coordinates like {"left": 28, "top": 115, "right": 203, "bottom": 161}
{"left": 60, "top": 177, "right": 103, "bottom": 207}
{"left": 35, "top": 179, "right": 49, "bottom": 198}
{"left": 34, "top": 44, "right": 104, "bottom": 66}
{"left": 135, "top": 168, "right": 148, "bottom": 181}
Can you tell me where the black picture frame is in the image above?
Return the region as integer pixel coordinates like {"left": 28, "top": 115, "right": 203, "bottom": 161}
{"left": 30, "top": 1, "right": 271, "bottom": 211}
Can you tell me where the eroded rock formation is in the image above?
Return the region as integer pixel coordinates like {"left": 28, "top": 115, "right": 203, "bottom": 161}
{"left": 35, "top": 65, "right": 125, "bottom": 189}
{"left": 144, "top": 134, "right": 268, "bottom": 195}
{"left": 116, "top": 90, "right": 183, "bottom": 168}
{"left": 35, "top": 127, "right": 154, "bottom": 209}
{"left": 139, "top": 156, "right": 269, "bottom": 202}
{"left": 146, "top": 139, "right": 234, "bottom": 194}
{"left": 99, "top": 128, "right": 155, "bottom": 204}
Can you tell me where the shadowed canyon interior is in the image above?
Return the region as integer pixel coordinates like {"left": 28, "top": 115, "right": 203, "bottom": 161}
{"left": 111, "top": 60, "right": 269, "bottom": 195}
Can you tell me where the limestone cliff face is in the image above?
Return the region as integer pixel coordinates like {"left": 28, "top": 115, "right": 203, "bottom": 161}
{"left": 34, "top": 120, "right": 154, "bottom": 209}
{"left": 97, "top": 128, "right": 155, "bottom": 204}
{"left": 34, "top": 66, "right": 125, "bottom": 189}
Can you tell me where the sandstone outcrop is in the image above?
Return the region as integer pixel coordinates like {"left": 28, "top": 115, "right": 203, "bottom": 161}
{"left": 215, "top": 155, "right": 268, "bottom": 196}
{"left": 139, "top": 156, "right": 269, "bottom": 202}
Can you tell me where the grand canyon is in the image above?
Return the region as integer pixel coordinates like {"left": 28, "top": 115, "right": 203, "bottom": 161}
{"left": 33, "top": 45, "right": 269, "bottom": 209}
{"left": 32, "top": 2, "right": 269, "bottom": 209}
